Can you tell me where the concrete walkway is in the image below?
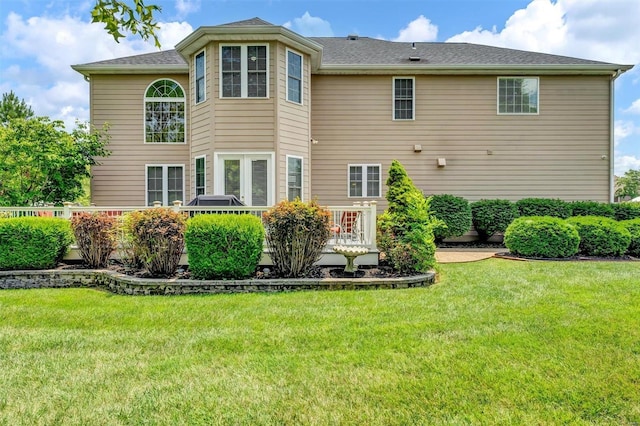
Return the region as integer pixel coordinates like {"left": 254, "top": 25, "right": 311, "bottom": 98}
{"left": 435, "top": 248, "right": 504, "bottom": 264}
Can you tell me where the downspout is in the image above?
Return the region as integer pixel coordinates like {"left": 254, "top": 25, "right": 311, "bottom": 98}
{"left": 610, "top": 69, "right": 623, "bottom": 202}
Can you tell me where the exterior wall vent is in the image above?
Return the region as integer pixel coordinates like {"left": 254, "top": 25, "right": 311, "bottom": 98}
{"left": 347, "top": 34, "right": 359, "bottom": 40}
{"left": 409, "top": 56, "right": 421, "bottom": 61}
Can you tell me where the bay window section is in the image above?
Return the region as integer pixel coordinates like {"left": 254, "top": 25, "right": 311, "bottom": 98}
{"left": 287, "top": 50, "right": 302, "bottom": 104}
{"left": 221, "top": 45, "right": 268, "bottom": 98}
{"left": 195, "top": 156, "right": 206, "bottom": 196}
{"left": 287, "top": 155, "right": 303, "bottom": 200}
{"left": 195, "top": 51, "right": 206, "bottom": 103}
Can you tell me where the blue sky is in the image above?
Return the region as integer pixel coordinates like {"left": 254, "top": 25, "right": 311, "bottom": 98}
{"left": 1, "top": 0, "right": 639, "bottom": 174}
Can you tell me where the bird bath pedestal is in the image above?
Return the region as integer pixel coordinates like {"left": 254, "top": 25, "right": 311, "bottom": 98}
{"left": 332, "top": 245, "right": 369, "bottom": 274}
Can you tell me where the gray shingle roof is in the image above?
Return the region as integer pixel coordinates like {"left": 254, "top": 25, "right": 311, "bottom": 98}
{"left": 217, "top": 17, "right": 275, "bottom": 27}
{"left": 81, "top": 49, "right": 186, "bottom": 66}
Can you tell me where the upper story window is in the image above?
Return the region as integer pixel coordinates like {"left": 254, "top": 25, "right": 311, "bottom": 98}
{"left": 220, "top": 44, "right": 268, "bottom": 98}
{"left": 144, "top": 79, "right": 186, "bottom": 143}
{"left": 287, "top": 50, "right": 303, "bottom": 104}
{"left": 349, "top": 164, "right": 381, "bottom": 198}
{"left": 393, "top": 77, "right": 415, "bottom": 120}
{"left": 498, "top": 77, "right": 539, "bottom": 114}
{"left": 195, "top": 51, "right": 206, "bottom": 103}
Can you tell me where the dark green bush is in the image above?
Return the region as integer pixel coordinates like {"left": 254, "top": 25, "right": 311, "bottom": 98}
{"left": 569, "top": 201, "right": 614, "bottom": 218}
{"left": 612, "top": 202, "right": 640, "bottom": 221}
{"left": 620, "top": 218, "right": 640, "bottom": 257}
{"left": 71, "top": 212, "right": 118, "bottom": 268}
{"left": 504, "top": 216, "right": 580, "bottom": 258}
{"left": 0, "top": 217, "right": 73, "bottom": 270}
{"left": 377, "top": 160, "right": 437, "bottom": 273}
{"left": 263, "top": 199, "right": 331, "bottom": 278}
{"left": 515, "top": 198, "right": 571, "bottom": 218}
{"left": 429, "top": 194, "right": 472, "bottom": 242}
{"left": 129, "top": 208, "right": 186, "bottom": 277}
{"left": 566, "top": 216, "right": 631, "bottom": 257}
{"left": 185, "top": 214, "right": 264, "bottom": 280}
{"left": 471, "top": 199, "right": 519, "bottom": 241}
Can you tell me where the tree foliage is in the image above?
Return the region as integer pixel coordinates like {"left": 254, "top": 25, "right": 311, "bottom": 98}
{"left": 0, "top": 91, "right": 34, "bottom": 125}
{"left": 91, "top": 0, "right": 162, "bottom": 48}
{"left": 0, "top": 117, "right": 110, "bottom": 206}
{"left": 616, "top": 169, "right": 640, "bottom": 200}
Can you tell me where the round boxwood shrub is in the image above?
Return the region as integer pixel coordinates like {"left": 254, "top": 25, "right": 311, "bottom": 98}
{"left": 620, "top": 218, "right": 640, "bottom": 257}
{"left": 429, "top": 194, "right": 472, "bottom": 242}
{"left": 515, "top": 198, "right": 571, "bottom": 218}
{"left": 565, "top": 216, "right": 631, "bottom": 257}
{"left": 612, "top": 202, "right": 640, "bottom": 221}
{"left": 504, "top": 216, "right": 579, "bottom": 258}
{"left": 569, "top": 201, "right": 614, "bottom": 218}
{"left": 471, "top": 199, "right": 519, "bottom": 241}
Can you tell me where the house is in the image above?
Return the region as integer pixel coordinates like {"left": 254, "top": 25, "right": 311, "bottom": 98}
{"left": 72, "top": 17, "right": 633, "bottom": 209}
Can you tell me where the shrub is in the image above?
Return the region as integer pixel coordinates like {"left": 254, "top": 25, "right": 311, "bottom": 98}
{"left": 471, "top": 199, "right": 519, "bottom": 241}
{"left": 0, "top": 217, "right": 73, "bottom": 270}
{"left": 569, "top": 201, "right": 615, "bottom": 218}
{"left": 620, "top": 218, "right": 640, "bottom": 257}
{"left": 185, "top": 214, "right": 264, "bottom": 280}
{"left": 377, "top": 160, "right": 437, "bottom": 273}
{"left": 515, "top": 198, "right": 571, "bottom": 218}
{"left": 116, "top": 212, "right": 144, "bottom": 269}
{"left": 504, "top": 216, "right": 580, "bottom": 258}
{"left": 612, "top": 202, "right": 640, "bottom": 221}
{"left": 71, "top": 212, "right": 118, "bottom": 268}
{"left": 129, "top": 208, "right": 186, "bottom": 277}
{"left": 263, "top": 199, "right": 331, "bottom": 278}
{"left": 566, "top": 216, "right": 631, "bottom": 257}
{"left": 429, "top": 194, "right": 472, "bottom": 242}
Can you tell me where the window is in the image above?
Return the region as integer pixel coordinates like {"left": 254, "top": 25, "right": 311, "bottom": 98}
{"left": 220, "top": 45, "right": 268, "bottom": 98}
{"left": 393, "top": 77, "right": 414, "bottom": 120}
{"left": 144, "top": 79, "right": 186, "bottom": 143}
{"left": 195, "top": 51, "right": 206, "bottom": 103}
{"left": 349, "top": 164, "right": 381, "bottom": 198}
{"left": 215, "top": 153, "right": 274, "bottom": 206}
{"left": 498, "top": 77, "right": 539, "bottom": 114}
{"left": 287, "top": 50, "right": 302, "bottom": 104}
{"left": 287, "top": 155, "right": 303, "bottom": 200}
{"left": 195, "top": 156, "right": 206, "bottom": 196}
{"left": 146, "top": 165, "right": 184, "bottom": 206}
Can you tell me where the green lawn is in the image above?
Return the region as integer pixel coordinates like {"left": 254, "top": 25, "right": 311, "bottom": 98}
{"left": 1, "top": 259, "right": 639, "bottom": 425}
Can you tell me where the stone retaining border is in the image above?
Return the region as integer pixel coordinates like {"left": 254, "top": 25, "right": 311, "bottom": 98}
{"left": 0, "top": 269, "right": 436, "bottom": 295}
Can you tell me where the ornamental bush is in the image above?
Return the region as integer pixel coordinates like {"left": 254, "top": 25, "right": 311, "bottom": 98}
{"left": 504, "top": 216, "right": 579, "bottom": 258}
{"left": 515, "top": 198, "right": 571, "bottom": 218}
{"left": 0, "top": 217, "right": 73, "bottom": 270}
{"left": 429, "top": 194, "right": 472, "bottom": 242}
{"left": 263, "top": 199, "right": 331, "bottom": 278}
{"left": 71, "top": 212, "right": 118, "bottom": 268}
{"left": 620, "top": 218, "right": 640, "bottom": 257}
{"left": 569, "top": 201, "right": 615, "bottom": 218}
{"left": 565, "top": 216, "right": 631, "bottom": 257}
{"left": 612, "top": 202, "right": 640, "bottom": 221}
{"left": 128, "top": 208, "right": 186, "bottom": 277}
{"left": 471, "top": 199, "right": 519, "bottom": 241}
{"left": 185, "top": 214, "right": 264, "bottom": 280}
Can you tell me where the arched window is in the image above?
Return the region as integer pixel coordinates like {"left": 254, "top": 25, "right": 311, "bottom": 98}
{"left": 144, "top": 79, "right": 186, "bottom": 143}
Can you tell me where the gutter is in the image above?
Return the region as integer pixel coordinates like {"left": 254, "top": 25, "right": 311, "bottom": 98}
{"left": 610, "top": 68, "right": 626, "bottom": 202}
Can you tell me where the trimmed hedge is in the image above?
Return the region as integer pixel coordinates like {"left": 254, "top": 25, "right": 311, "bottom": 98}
{"left": 515, "top": 198, "right": 571, "bottom": 218}
{"left": 569, "top": 201, "right": 615, "bottom": 218}
{"left": 504, "top": 216, "right": 579, "bottom": 258}
{"left": 471, "top": 199, "right": 519, "bottom": 241}
{"left": 612, "top": 202, "right": 640, "bottom": 221}
{"left": 0, "top": 217, "right": 73, "bottom": 270}
{"left": 566, "top": 216, "right": 631, "bottom": 257}
{"left": 620, "top": 218, "right": 640, "bottom": 257}
{"left": 429, "top": 194, "right": 472, "bottom": 241}
{"left": 185, "top": 214, "right": 264, "bottom": 280}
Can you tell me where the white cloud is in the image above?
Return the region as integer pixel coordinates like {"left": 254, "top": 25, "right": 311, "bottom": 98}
{"left": 283, "top": 12, "right": 333, "bottom": 37}
{"left": 625, "top": 99, "right": 640, "bottom": 114}
{"left": 615, "top": 155, "right": 640, "bottom": 174}
{"left": 615, "top": 120, "right": 636, "bottom": 146}
{"left": 175, "top": 0, "right": 200, "bottom": 18}
{"left": 392, "top": 15, "right": 438, "bottom": 42}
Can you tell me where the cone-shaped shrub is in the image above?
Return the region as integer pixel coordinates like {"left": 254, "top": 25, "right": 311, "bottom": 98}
{"left": 71, "top": 212, "right": 118, "bottom": 268}
{"left": 566, "top": 216, "right": 631, "bottom": 257}
{"left": 429, "top": 194, "right": 472, "bottom": 242}
{"left": 504, "top": 216, "right": 579, "bottom": 258}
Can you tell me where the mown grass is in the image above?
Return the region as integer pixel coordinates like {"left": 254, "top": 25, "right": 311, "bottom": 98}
{"left": 1, "top": 259, "right": 639, "bottom": 425}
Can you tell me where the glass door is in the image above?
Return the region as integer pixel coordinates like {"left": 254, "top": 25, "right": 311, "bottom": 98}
{"left": 218, "top": 154, "right": 273, "bottom": 206}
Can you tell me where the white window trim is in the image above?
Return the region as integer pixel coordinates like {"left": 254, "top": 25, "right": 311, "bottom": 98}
{"left": 194, "top": 50, "right": 206, "bottom": 104}
{"left": 347, "top": 164, "right": 382, "bottom": 198}
{"left": 496, "top": 76, "right": 540, "bottom": 115}
{"left": 145, "top": 164, "right": 185, "bottom": 206}
{"left": 392, "top": 76, "right": 415, "bottom": 121}
{"left": 213, "top": 152, "right": 275, "bottom": 206}
{"left": 194, "top": 155, "right": 207, "bottom": 196}
{"left": 286, "top": 155, "right": 304, "bottom": 201}
{"left": 286, "top": 48, "right": 303, "bottom": 105}
{"left": 143, "top": 78, "right": 187, "bottom": 145}
{"left": 219, "top": 44, "right": 270, "bottom": 99}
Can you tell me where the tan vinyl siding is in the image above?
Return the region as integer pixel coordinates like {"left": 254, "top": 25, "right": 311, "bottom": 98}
{"left": 90, "top": 74, "right": 190, "bottom": 206}
{"left": 311, "top": 74, "right": 611, "bottom": 209}
{"left": 191, "top": 45, "right": 213, "bottom": 194}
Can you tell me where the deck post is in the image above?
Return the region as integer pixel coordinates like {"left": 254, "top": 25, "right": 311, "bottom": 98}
{"left": 62, "top": 202, "right": 73, "bottom": 219}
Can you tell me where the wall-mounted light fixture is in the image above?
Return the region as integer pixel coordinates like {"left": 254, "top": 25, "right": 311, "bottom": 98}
{"left": 311, "top": 138, "right": 319, "bottom": 144}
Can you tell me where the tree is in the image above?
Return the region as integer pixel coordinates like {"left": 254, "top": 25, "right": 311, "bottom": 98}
{"left": 91, "top": 0, "right": 162, "bottom": 48}
{"left": 0, "top": 91, "right": 34, "bottom": 125}
{"left": 616, "top": 169, "right": 640, "bottom": 200}
{"left": 0, "top": 117, "right": 110, "bottom": 206}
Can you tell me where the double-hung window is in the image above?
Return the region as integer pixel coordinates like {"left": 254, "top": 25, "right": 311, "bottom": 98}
{"left": 287, "top": 50, "right": 303, "bottom": 104}
{"left": 349, "top": 164, "right": 381, "bottom": 198}
{"left": 146, "top": 165, "right": 184, "bottom": 206}
{"left": 393, "top": 77, "right": 414, "bottom": 120}
{"left": 287, "top": 155, "right": 303, "bottom": 200}
{"left": 195, "top": 156, "right": 206, "bottom": 196}
{"left": 221, "top": 45, "right": 268, "bottom": 98}
{"left": 144, "top": 79, "right": 186, "bottom": 143}
{"left": 195, "top": 51, "right": 206, "bottom": 103}
{"left": 497, "top": 77, "right": 539, "bottom": 114}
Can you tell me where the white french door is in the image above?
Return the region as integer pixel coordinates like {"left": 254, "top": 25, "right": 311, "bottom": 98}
{"left": 215, "top": 153, "right": 274, "bottom": 206}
